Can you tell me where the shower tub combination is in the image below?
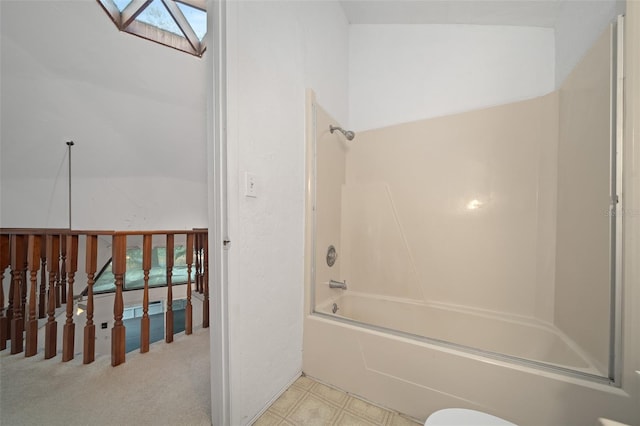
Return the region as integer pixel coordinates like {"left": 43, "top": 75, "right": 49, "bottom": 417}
{"left": 303, "top": 69, "right": 637, "bottom": 425}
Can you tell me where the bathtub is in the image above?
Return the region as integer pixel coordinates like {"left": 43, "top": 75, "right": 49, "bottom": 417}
{"left": 315, "top": 293, "right": 600, "bottom": 374}
{"left": 303, "top": 292, "right": 633, "bottom": 425}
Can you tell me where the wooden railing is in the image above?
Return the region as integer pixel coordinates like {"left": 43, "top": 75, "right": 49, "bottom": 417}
{"left": 0, "top": 228, "right": 209, "bottom": 367}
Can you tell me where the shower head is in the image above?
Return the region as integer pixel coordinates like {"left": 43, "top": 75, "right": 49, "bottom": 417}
{"left": 330, "top": 125, "right": 355, "bottom": 141}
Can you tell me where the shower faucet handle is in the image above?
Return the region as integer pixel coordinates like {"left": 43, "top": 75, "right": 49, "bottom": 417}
{"left": 329, "top": 279, "right": 347, "bottom": 290}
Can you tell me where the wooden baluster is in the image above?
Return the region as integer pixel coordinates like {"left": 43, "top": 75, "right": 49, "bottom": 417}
{"left": 55, "top": 234, "right": 63, "bottom": 308}
{"left": 62, "top": 234, "right": 78, "bottom": 362}
{"left": 165, "top": 234, "right": 174, "bottom": 343}
{"left": 0, "top": 235, "right": 10, "bottom": 350}
{"left": 185, "top": 233, "right": 194, "bottom": 335}
{"left": 6, "top": 259, "right": 13, "bottom": 341}
{"left": 200, "top": 234, "right": 205, "bottom": 294}
{"left": 10, "top": 235, "right": 25, "bottom": 354}
{"left": 202, "top": 233, "right": 209, "bottom": 329}
{"left": 111, "top": 234, "right": 126, "bottom": 366}
{"left": 20, "top": 241, "right": 28, "bottom": 332}
{"left": 195, "top": 234, "right": 202, "bottom": 294}
{"left": 25, "top": 235, "right": 41, "bottom": 357}
{"left": 38, "top": 237, "right": 47, "bottom": 319}
{"left": 59, "top": 235, "right": 67, "bottom": 306}
{"left": 83, "top": 234, "right": 98, "bottom": 364}
{"left": 140, "top": 234, "right": 151, "bottom": 353}
{"left": 199, "top": 234, "right": 205, "bottom": 294}
{"left": 45, "top": 234, "right": 59, "bottom": 359}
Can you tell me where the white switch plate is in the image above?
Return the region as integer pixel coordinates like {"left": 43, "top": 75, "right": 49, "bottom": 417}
{"left": 245, "top": 172, "right": 257, "bottom": 198}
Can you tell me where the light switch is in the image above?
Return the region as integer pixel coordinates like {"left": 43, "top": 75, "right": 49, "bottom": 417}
{"left": 245, "top": 172, "right": 257, "bottom": 198}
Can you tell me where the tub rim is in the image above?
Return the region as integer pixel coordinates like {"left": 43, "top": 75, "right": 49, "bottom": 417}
{"left": 313, "top": 292, "right": 615, "bottom": 386}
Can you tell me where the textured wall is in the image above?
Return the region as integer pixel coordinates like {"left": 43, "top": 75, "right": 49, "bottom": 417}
{"left": 225, "top": 2, "right": 349, "bottom": 424}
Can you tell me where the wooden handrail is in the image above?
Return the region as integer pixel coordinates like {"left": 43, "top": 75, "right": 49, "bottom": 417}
{"left": 0, "top": 228, "right": 209, "bottom": 367}
{"left": 0, "top": 228, "right": 71, "bottom": 235}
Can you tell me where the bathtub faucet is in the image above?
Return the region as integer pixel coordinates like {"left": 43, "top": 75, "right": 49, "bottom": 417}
{"left": 329, "top": 279, "right": 347, "bottom": 290}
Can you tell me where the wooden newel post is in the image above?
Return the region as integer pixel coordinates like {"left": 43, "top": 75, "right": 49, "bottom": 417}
{"left": 10, "top": 235, "right": 25, "bottom": 354}
{"left": 45, "top": 234, "right": 60, "bottom": 359}
{"left": 140, "top": 234, "right": 151, "bottom": 353}
{"left": 62, "top": 234, "right": 78, "bottom": 362}
{"left": 185, "top": 233, "right": 194, "bottom": 335}
{"left": 83, "top": 235, "right": 98, "bottom": 364}
{"left": 165, "top": 234, "right": 174, "bottom": 344}
{"left": 0, "top": 235, "right": 10, "bottom": 350}
{"left": 111, "top": 234, "right": 126, "bottom": 366}
{"left": 25, "top": 235, "right": 41, "bottom": 357}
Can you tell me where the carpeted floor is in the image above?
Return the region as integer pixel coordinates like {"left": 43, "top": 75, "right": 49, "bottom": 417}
{"left": 0, "top": 327, "right": 211, "bottom": 426}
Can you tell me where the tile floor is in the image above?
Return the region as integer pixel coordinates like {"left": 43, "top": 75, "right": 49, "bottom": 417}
{"left": 254, "top": 375, "right": 422, "bottom": 426}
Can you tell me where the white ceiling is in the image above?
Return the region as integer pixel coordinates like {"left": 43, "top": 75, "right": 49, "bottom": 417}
{"left": 339, "top": 0, "right": 620, "bottom": 28}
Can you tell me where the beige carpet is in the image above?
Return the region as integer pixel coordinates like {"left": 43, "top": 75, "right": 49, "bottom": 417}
{"left": 0, "top": 327, "right": 211, "bottom": 426}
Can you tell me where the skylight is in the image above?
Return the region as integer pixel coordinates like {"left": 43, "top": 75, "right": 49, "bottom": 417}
{"left": 135, "top": 0, "right": 183, "bottom": 37}
{"left": 97, "top": 0, "right": 207, "bottom": 57}
{"left": 113, "top": 0, "right": 133, "bottom": 11}
{"left": 176, "top": 2, "right": 207, "bottom": 41}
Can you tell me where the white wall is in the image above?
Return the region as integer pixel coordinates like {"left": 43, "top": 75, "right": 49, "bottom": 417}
{"left": 0, "top": 0, "right": 207, "bottom": 231}
{"left": 347, "top": 2, "right": 625, "bottom": 132}
{"left": 225, "top": 2, "right": 348, "bottom": 424}
{"left": 348, "top": 24, "right": 555, "bottom": 131}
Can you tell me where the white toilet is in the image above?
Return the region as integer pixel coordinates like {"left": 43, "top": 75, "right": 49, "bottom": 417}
{"left": 425, "top": 408, "right": 517, "bottom": 426}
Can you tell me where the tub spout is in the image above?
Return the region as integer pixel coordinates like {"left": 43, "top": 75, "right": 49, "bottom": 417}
{"left": 329, "top": 279, "right": 347, "bottom": 290}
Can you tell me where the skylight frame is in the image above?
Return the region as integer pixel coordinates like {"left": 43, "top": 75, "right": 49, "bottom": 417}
{"left": 97, "top": 0, "right": 207, "bottom": 57}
